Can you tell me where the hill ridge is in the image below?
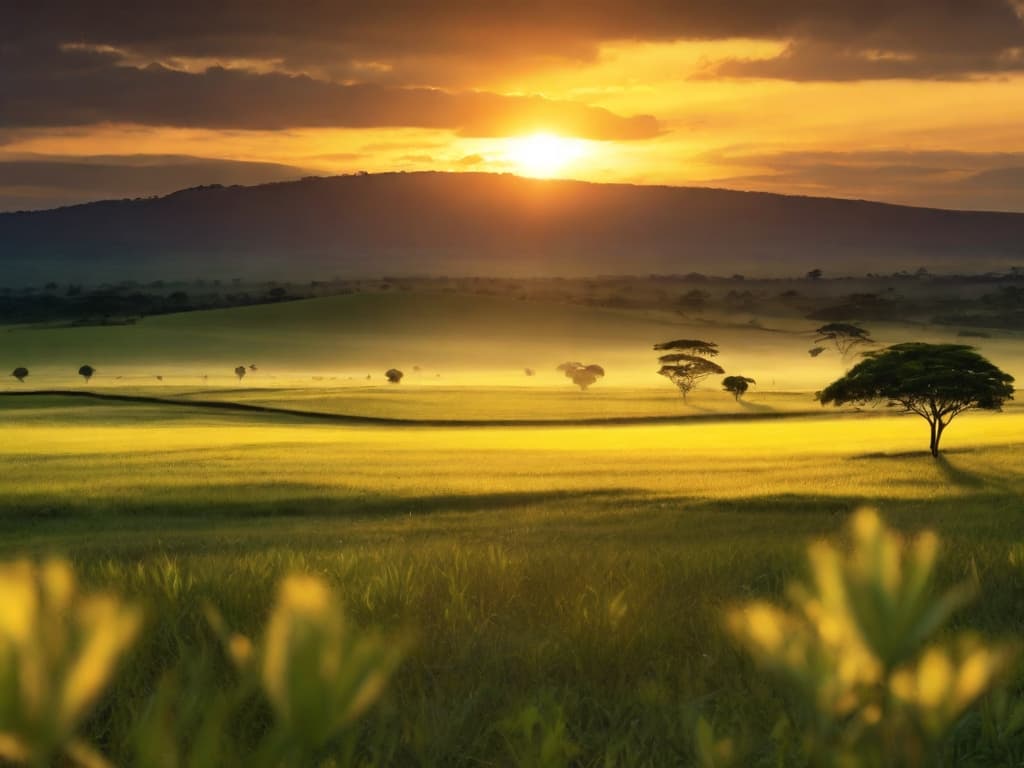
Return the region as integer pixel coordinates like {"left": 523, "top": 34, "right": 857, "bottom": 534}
{"left": 2, "top": 171, "right": 1023, "bottom": 284}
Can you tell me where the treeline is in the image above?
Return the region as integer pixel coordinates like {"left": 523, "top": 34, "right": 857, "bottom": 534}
{"left": 3, "top": 271, "right": 1024, "bottom": 329}
{"left": 0, "top": 280, "right": 310, "bottom": 326}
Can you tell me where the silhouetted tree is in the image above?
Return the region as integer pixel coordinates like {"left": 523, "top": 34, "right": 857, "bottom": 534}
{"left": 557, "top": 362, "right": 605, "bottom": 391}
{"left": 814, "top": 323, "right": 874, "bottom": 358}
{"left": 234, "top": 366, "right": 247, "bottom": 381}
{"left": 524, "top": 368, "right": 536, "bottom": 377}
{"left": 11, "top": 367, "right": 28, "bottom": 382}
{"left": 818, "top": 343, "right": 1014, "bottom": 457}
{"left": 78, "top": 365, "right": 95, "bottom": 383}
{"left": 654, "top": 339, "right": 722, "bottom": 401}
{"left": 385, "top": 368, "right": 404, "bottom": 384}
{"left": 806, "top": 268, "right": 823, "bottom": 280}
{"left": 654, "top": 339, "right": 719, "bottom": 357}
{"left": 723, "top": 375, "right": 756, "bottom": 400}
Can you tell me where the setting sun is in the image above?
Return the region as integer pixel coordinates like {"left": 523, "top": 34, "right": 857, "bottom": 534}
{"left": 504, "top": 132, "right": 590, "bottom": 178}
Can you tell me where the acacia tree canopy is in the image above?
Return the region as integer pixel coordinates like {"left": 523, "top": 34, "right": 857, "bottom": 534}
{"left": 818, "top": 343, "right": 1015, "bottom": 457}
{"left": 653, "top": 339, "right": 719, "bottom": 357}
{"left": 722, "top": 375, "right": 756, "bottom": 400}
{"left": 11, "top": 367, "right": 28, "bottom": 382}
{"left": 655, "top": 339, "right": 722, "bottom": 401}
{"left": 78, "top": 364, "right": 95, "bottom": 382}
{"left": 814, "top": 323, "right": 874, "bottom": 357}
{"left": 557, "top": 362, "right": 605, "bottom": 391}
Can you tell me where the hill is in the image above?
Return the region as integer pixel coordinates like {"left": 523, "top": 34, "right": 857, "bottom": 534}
{"left": 4, "top": 290, "right": 1021, "bottom": 391}
{"left": 2, "top": 172, "right": 1024, "bottom": 284}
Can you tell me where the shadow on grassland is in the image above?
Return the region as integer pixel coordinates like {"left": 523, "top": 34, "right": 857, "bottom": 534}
{"left": 852, "top": 449, "right": 1016, "bottom": 492}
{"left": 0, "top": 390, "right": 827, "bottom": 427}
{"left": 0, "top": 486, "right": 643, "bottom": 521}
{"left": 738, "top": 399, "right": 774, "bottom": 413}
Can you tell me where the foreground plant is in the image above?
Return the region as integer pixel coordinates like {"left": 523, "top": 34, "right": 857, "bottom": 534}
{"left": 201, "top": 574, "right": 405, "bottom": 767}
{"left": 726, "top": 509, "right": 1015, "bottom": 767}
{"left": 0, "top": 559, "right": 143, "bottom": 767}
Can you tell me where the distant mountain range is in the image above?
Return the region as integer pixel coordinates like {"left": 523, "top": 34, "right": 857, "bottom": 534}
{"left": 2, "top": 171, "right": 1023, "bottom": 285}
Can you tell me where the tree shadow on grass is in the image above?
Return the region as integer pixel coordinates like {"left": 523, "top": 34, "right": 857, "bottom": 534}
{"left": 738, "top": 399, "right": 774, "bottom": 413}
{"left": 934, "top": 455, "right": 988, "bottom": 489}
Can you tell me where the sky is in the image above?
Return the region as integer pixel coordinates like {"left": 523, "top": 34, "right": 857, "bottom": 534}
{"left": 3, "top": 1, "right": 1024, "bottom": 213}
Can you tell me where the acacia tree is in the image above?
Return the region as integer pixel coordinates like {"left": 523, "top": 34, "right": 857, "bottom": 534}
{"left": 11, "top": 367, "right": 28, "bottom": 382}
{"left": 557, "top": 362, "right": 605, "bottom": 391}
{"left": 814, "top": 323, "right": 874, "bottom": 358}
{"left": 78, "top": 365, "right": 96, "bottom": 383}
{"left": 722, "top": 375, "right": 756, "bottom": 401}
{"left": 385, "top": 368, "right": 404, "bottom": 384}
{"left": 654, "top": 339, "right": 723, "bottom": 401}
{"left": 234, "top": 366, "right": 247, "bottom": 382}
{"left": 818, "top": 343, "right": 1014, "bottom": 457}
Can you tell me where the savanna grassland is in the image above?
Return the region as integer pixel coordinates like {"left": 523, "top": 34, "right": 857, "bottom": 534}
{"left": 2, "top": 289, "right": 1024, "bottom": 765}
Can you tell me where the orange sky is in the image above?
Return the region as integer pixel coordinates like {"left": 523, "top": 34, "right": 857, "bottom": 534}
{"left": 3, "top": 4, "right": 1024, "bottom": 211}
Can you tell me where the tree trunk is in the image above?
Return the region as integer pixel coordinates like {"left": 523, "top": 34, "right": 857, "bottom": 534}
{"left": 928, "top": 419, "right": 939, "bottom": 457}
{"left": 934, "top": 421, "right": 946, "bottom": 457}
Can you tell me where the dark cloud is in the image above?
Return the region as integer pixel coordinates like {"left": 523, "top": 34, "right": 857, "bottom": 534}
{"left": 0, "top": 45, "right": 660, "bottom": 138}
{"left": 0, "top": 154, "right": 317, "bottom": 211}
{"left": 8, "top": 1, "right": 1024, "bottom": 82}
{"left": 700, "top": 41, "right": 1024, "bottom": 81}
{"left": 705, "top": 149, "right": 1024, "bottom": 211}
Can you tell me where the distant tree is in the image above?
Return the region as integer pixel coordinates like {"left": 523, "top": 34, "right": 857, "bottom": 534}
{"left": 818, "top": 343, "right": 1014, "bottom": 457}
{"left": 78, "top": 365, "right": 95, "bottom": 383}
{"left": 155, "top": 375, "right": 163, "bottom": 382}
{"left": 723, "top": 375, "right": 756, "bottom": 400}
{"left": 806, "top": 268, "right": 823, "bottom": 280}
{"left": 815, "top": 323, "right": 874, "bottom": 358}
{"left": 557, "top": 362, "right": 605, "bottom": 391}
{"left": 808, "top": 346, "right": 826, "bottom": 358}
{"left": 249, "top": 364, "right": 258, "bottom": 371}
{"left": 385, "top": 368, "right": 404, "bottom": 384}
{"left": 11, "top": 367, "right": 28, "bottom": 382}
{"left": 677, "top": 289, "right": 711, "bottom": 311}
{"left": 234, "top": 366, "right": 247, "bottom": 381}
{"left": 654, "top": 339, "right": 723, "bottom": 401}
{"left": 654, "top": 339, "right": 719, "bottom": 357}
{"left": 524, "top": 368, "right": 536, "bottom": 377}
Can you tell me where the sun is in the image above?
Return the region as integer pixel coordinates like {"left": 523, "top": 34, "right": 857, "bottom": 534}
{"left": 505, "top": 132, "right": 590, "bottom": 178}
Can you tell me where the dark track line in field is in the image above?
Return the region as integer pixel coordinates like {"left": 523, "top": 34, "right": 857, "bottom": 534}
{"left": 0, "top": 389, "right": 833, "bottom": 428}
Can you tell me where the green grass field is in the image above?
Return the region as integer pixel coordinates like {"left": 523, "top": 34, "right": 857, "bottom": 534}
{"left": 2, "top": 387, "right": 1023, "bottom": 765}
{"left": 2, "top": 293, "right": 1024, "bottom": 765}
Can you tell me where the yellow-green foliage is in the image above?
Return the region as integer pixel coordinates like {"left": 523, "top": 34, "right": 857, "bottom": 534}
{"left": 0, "top": 559, "right": 141, "bottom": 767}
{"left": 727, "top": 509, "right": 1016, "bottom": 767}
{"left": 0, "top": 563, "right": 401, "bottom": 768}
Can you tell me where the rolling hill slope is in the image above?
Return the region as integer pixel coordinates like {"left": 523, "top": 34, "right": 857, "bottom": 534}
{"left": 3, "top": 172, "right": 1024, "bottom": 284}
{"left": 3, "top": 291, "right": 1021, "bottom": 390}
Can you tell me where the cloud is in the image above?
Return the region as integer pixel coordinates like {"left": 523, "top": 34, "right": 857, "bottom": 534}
{"left": 0, "top": 45, "right": 660, "bottom": 138}
{"left": 0, "top": 154, "right": 317, "bottom": 211}
{"left": 8, "top": 1, "right": 1024, "bottom": 83}
{"left": 704, "top": 148, "right": 1024, "bottom": 211}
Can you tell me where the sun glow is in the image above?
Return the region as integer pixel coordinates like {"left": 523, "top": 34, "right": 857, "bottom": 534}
{"left": 505, "top": 132, "right": 590, "bottom": 178}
